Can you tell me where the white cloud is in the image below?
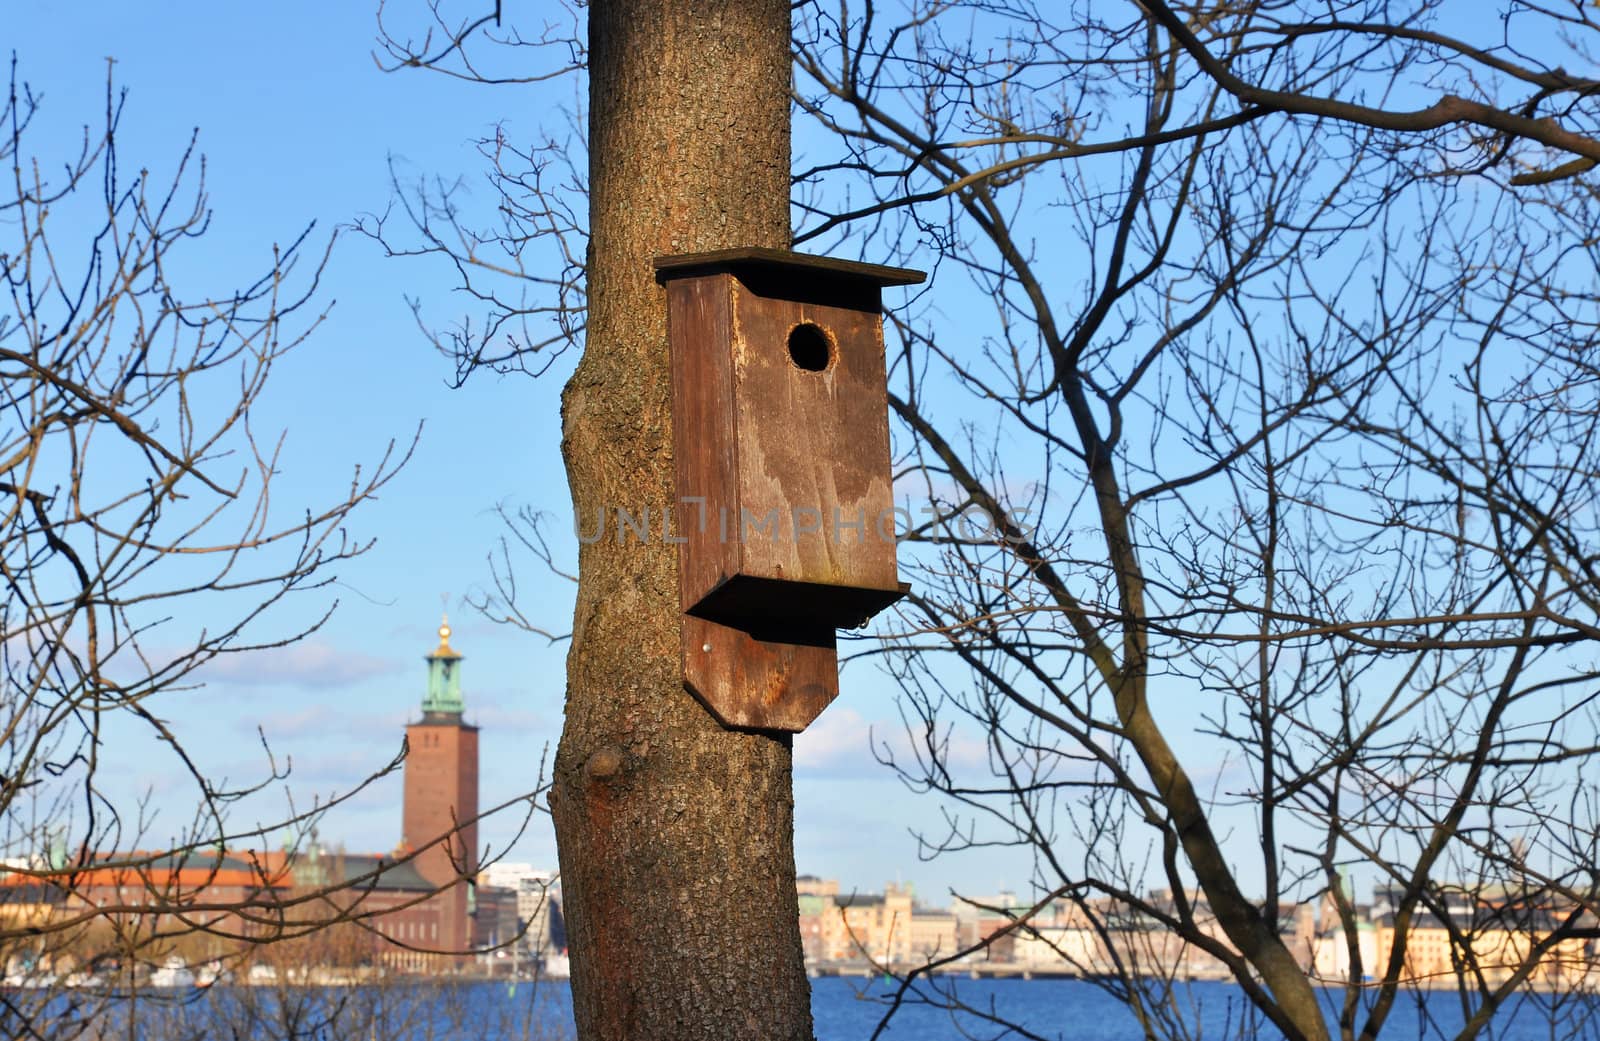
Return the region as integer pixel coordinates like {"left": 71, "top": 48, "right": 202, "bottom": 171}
{"left": 794, "top": 707, "right": 932, "bottom": 781}
{"left": 467, "top": 700, "right": 551, "bottom": 736}
{"left": 201, "top": 641, "right": 402, "bottom": 689}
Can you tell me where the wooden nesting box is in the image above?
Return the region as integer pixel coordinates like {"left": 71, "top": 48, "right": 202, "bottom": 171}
{"left": 656, "top": 247, "right": 924, "bottom": 731}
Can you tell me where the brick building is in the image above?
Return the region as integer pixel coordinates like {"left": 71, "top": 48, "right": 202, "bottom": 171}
{"left": 399, "top": 617, "right": 481, "bottom": 961}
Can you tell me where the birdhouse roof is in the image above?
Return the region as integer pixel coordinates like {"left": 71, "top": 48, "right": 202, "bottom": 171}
{"left": 653, "top": 247, "right": 925, "bottom": 290}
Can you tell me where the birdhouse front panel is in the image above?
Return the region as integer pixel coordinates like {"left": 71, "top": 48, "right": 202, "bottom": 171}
{"left": 714, "top": 279, "right": 899, "bottom": 628}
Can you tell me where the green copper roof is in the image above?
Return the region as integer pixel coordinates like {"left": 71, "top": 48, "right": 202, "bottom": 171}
{"left": 422, "top": 616, "right": 464, "bottom": 714}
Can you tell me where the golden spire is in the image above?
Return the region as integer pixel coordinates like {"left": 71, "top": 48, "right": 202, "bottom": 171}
{"left": 432, "top": 611, "right": 460, "bottom": 659}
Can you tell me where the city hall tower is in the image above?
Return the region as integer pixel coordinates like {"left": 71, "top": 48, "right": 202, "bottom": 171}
{"left": 401, "top": 616, "right": 480, "bottom": 956}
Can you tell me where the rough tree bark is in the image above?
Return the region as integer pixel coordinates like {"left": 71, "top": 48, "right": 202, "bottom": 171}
{"left": 550, "top": 2, "right": 812, "bottom": 1039}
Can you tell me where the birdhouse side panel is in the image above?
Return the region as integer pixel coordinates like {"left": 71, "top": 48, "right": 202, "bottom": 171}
{"left": 668, "top": 273, "right": 745, "bottom": 614}
{"left": 729, "top": 286, "right": 899, "bottom": 602}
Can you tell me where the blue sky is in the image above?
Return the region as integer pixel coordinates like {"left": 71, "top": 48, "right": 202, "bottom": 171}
{"left": 6, "top": 0, "right": 1037, "bottom": 903}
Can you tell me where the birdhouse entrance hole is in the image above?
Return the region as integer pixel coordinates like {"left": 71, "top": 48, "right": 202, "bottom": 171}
{"left": 787, "top": 322, "right": 832, "bottom": 372}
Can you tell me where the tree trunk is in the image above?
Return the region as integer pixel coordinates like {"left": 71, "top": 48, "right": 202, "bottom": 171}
{"left": 552, "top": 2, "right": 810, "bottom": 1039}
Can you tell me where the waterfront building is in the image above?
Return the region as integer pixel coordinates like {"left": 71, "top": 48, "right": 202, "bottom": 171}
{"left": 400, "top": 616, "right": 481, "bottom": 960}
{"left": 823, "top": 882, "right": 915, "bottom": 963}
{"left": 482, "top": 863, "right": 560, "bottom": 958}
{"left": 290, "top": 845, "right": 444, "bottom": 973}
{"left": 803, "top": 880, "right": 961, "bottom": 966}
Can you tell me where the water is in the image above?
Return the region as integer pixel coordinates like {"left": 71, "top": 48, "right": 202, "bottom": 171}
{"left": 810, "top": 977, "right": 1600, "bottom": 1041}
{"left": 29, "top": 976, "right": 1600, "bottom": 1039}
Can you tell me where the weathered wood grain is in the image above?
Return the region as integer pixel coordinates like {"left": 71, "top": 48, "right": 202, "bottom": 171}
{"left": 661, "top": 251, "right": 922, "bottom": 732}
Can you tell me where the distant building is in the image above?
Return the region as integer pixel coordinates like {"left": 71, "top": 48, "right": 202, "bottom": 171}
{"left": 953, "top": 890, "right": 1028, "bottom": 964}
{"left": 796, "top": 875, "right": 838, "bottom": 963}
{"left": 472, "top": 885, "right": 522, "bottom": 955}
{"left": 803, "top": 880, "right": 965, "bottom": 966}
{"left": 1366, "top": 885, "right": 1593, "bottom": 987}
{"left": 52, "top": 848, "right": 294, "bottom": 957}
{"left": 481, "top": 863, "right": 559, "bottom": 958}
{"left": 838, "top": 883, "right": 910, "bottom": 962}
{"left": 291, "top": 846, "right": 444, "bottom": 972}
{"left": 400, "top": 617, "right": 480, "bottom": 960}
{"left": 262, "top": 620, "right": 555, "bottom": 974}
{"left": 906, "top": 907, "right": 960, "bottom": 963}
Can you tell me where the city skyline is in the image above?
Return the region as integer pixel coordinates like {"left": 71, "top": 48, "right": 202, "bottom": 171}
{"left": 0, "top": 1, "right": 1053, "bottom": 902}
